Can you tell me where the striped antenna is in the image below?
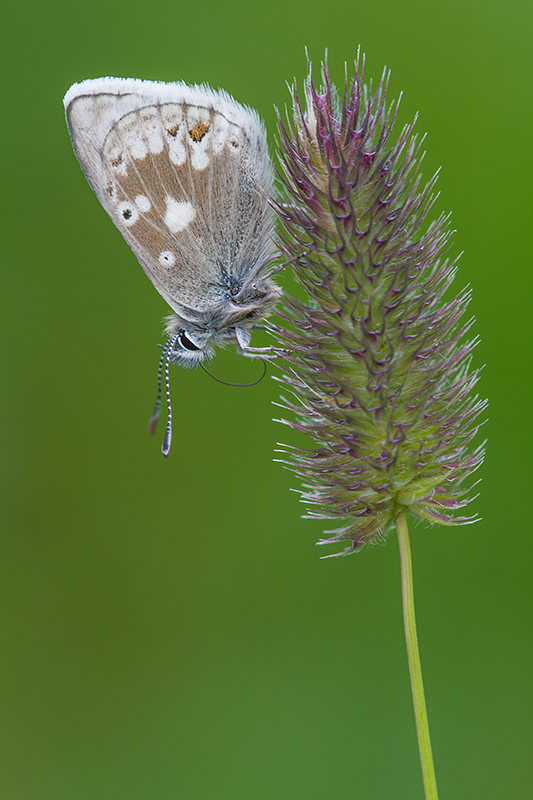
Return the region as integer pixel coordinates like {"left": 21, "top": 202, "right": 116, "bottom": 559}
{"left": 161, "top": 337, "right": 178, "bottom": 458}
{"left": 147, "top": 334, "right": 179, "bottom": 457}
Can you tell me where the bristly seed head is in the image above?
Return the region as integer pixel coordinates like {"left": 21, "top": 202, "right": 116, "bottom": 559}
{"left": 270, "top": 53, "right": 487, "bottom": 557}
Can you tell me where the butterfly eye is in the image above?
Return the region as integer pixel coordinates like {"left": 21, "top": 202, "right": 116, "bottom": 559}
{"left": 178, "top": 332, "right": 200, "bottom": 351}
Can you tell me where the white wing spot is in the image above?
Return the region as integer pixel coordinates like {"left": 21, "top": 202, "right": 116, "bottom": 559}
{"left": 107, "top": 143, "right": 128, "bottom": 175}
{"left": 164, "top": 197, "right": 195, "bottom": 233}
{"left": 187, "top": 106, "right": 211, "bottom": 171}
{"left": 212, "top": 114, "right": 229, "bottom": 153}
{"left": 135, "top": 194, "right": 151, "bottom": 212}
{"left": 116, "top": 115, "right": 148, "bottom": 161}
{"left": 161, "top": 104, "right": 183, "bottom": 132}
{"left": 191, "top": 148, "right": 210, "bottom": 171}
{"left": 159, "top": 250, "right": 176, "bottom": 267}
{"left": 139, "top": 107, "right": 164, "bottom": 154}
{"left": 162, "top": 105, "right": 186, "bottom": 165}
{"left": 117, "top": 200, "right": 139, "bottom": 226}
{"left": 168, "top": 138, "right": 186, "bottom": 165}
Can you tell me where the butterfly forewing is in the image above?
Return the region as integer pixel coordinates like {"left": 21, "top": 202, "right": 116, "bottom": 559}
{"left": 65, "top": 80, "right": 274, "bottom": 316}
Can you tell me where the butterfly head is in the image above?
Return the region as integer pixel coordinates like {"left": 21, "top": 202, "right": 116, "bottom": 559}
{"left": 163, "top": 326, "right": 215, "bottom": 367}
{"left": 163, "top": 316, "right": 253, "bottom": 367}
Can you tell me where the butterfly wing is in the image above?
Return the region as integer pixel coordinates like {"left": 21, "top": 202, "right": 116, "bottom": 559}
{"left": 64, "top": 78, "right": 274, "bottom": 318}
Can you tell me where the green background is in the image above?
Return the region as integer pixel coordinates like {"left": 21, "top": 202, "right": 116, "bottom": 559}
{"left": 2, "top": 0, "right": 531, "bottom": 798}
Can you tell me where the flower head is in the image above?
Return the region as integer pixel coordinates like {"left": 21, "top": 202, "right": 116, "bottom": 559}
{"left": 271, "top": 55, "right": 486, "bottom": 556}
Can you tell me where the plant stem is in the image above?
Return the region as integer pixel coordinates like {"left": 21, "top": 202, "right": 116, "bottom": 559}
{"left": 395, "top": 510, "right": 439, "bottom": 800}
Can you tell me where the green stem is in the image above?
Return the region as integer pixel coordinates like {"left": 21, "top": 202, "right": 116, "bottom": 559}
{"left": 395, "top": 510, "right": 439, "bottom": 800}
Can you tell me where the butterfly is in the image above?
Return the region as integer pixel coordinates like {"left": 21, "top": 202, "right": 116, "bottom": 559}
{"left": 64, "top": 77, "right": 280, "bottom": 455}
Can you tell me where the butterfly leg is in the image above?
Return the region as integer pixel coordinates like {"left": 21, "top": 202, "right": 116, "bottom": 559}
{"left": 239, "top": 345, "right": 278, "bottom": 359}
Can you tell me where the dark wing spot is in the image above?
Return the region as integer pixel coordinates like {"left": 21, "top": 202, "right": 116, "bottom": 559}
{"left": 111, "top": 153, "right": 123, "bottom": 167}
{"left": 188, "top": 121, "right": 211, "bottom": 142}
{"left": 122, "top": 208, "right": 132, "bottom": 220}
{"left": 166, "top": 124, "right": 180, "bottom": 137}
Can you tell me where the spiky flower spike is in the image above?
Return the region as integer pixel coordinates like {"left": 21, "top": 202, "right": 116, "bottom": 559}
{"left": 272, "top": 55, "right": 486, "bottom": 558}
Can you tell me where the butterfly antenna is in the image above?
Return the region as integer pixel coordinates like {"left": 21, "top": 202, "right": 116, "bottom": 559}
{"left": 148, "top": 334, "right": 179, "bottom": 458}
{"left": 161, "top": 336, "right": 179, "bottom": 457}
{"left": 147, "top": 343, "right": 168, "bottom": 435}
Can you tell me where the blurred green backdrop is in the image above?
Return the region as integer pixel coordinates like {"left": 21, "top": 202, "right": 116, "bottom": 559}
{"left": 2, "top": 0, "right": 531, "bottom": 798}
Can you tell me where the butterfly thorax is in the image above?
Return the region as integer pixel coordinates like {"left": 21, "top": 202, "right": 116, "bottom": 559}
{"left": 163, "top": 275, "right": 280, "bottom": 366}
